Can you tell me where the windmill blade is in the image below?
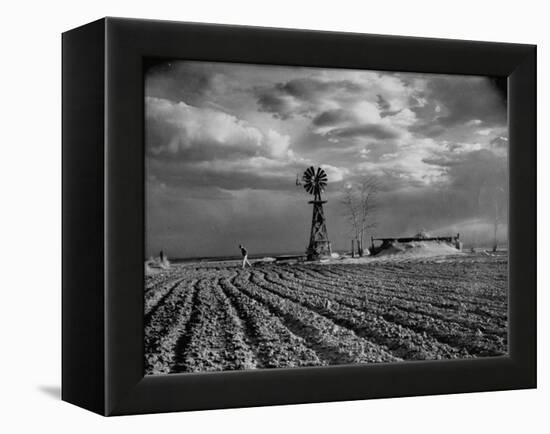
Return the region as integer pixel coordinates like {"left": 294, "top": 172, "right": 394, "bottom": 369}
{"left": 315, "top": 167, "right": 322, "bottom": 179}
{"left": 300, "top": 166, "right": 329, "bottom": 196}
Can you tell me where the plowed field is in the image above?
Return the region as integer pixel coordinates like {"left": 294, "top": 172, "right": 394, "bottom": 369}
{"left": 144, "top": 252, "right": 508, "bottom": 375}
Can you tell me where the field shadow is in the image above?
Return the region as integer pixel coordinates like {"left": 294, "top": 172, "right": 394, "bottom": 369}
{"left": 37, "top": 385, "right": 61, "bottom": 400}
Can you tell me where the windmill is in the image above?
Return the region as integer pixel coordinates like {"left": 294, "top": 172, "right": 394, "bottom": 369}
{"left": 301, "top": 166, "right": 332, "bottom": 260}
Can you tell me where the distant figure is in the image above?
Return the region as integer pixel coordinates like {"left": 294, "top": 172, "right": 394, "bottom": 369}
{"left": 158, "top": 250, "right": 170, "bottom": 269}
{"left": 239, "top": 244, "right": 252, "bottom": 269}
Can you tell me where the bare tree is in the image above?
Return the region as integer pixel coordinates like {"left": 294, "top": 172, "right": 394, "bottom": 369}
{"left": 489, "top": 185, "right": 505, "bottom": 252}
{"left": 479, "top": 164, "right": 507, "bottom": 252}
{"left": 341, "top": 176, "right": 380, "bottom": 256}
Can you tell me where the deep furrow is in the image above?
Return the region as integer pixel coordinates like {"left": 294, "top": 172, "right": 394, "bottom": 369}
{"left": 144, "top": 267, "right": 190, "bottom": 295}
{"left": 252, "top": 270, "right": 465, "bottom": 360}
{"left": 167, "top": 280, "right": 203, "bottom": 374}
{"left": 145, "top": 273, "right": 175, "bottom": 295}
{"left": 260, "top": 269, "right": 506, "bottom": 356}
{"left": 171, "top": 277, "right": 256, "bottom": 373}
{"left": 278, "top": 267, "right": 507, "bottom": 333}
{"left": 380, "top": 308, "right": 506, "bottom": 357}
{"left": 260, "top": 270, "right": 507, "bottom": 355}
{"left": 218, "top": 275, "right": 268, "bottom": 369}
{"left": 219, "top": 273, "right": 323, "bottom": 368}
{"left": 285, "top": 268, "right": 507, "bottom": 331}
{"left": 145, "top": 277, "right": 189, "bottom": 320}
{"left": 305, "top": 265, "right": 507, "bottom": 312}
{"left": 212, "top": 277, "right": 258, "bottom": 370}
{"left": 317, "top": 264, "right": 507, "bottom": 306}
{"left": 144, "top": 279, "right": 199, "bottom": 375}
{"left": 333, "top": 260, "right": 507, "bottom": 294}
{"left": 322, "top": 260, "right": 503, "bottom": 287}
{"left": 232, "top": 272, "right": 399, "bottom": 365}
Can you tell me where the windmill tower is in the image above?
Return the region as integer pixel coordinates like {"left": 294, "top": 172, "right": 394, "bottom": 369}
{"left": 301, "top": 166, "right": 332, "bottom": 260}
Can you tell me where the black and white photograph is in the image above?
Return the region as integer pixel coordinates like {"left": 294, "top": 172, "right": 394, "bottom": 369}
{"left": 144, "top": 61, "right": 508, "bottom": 375}
{"left": 0, "top": 0, "right": 543, "bottom": 427}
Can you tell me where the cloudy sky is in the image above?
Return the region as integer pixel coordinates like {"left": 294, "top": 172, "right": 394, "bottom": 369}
{"left": 145, "top": 61, "right": 508, "bottom": 259}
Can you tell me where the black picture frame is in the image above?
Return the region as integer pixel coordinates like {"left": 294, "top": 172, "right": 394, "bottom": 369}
{"left": 62, "top": 17, "right": 536, "bottom": 416}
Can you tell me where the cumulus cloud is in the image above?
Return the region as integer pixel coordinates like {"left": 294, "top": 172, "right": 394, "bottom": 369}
{"left": 145, "top": 96, "right": 317, "bottom": 193}
{"left": 409, "top": 76, "right": 507, "bottom": 139}
{"left": 145, "top": 96, "right": 350, "bottom": 193}
{"left": 376, "top": 94, "right": 391, "bottom": 111}
{"left": 312, "top": 109, "right": 355, "bottom": 127}
{"left": 255, "top": 72, "right": 422, "bottom": 157}
{"left": 376, "top": 94, "right": 403, "bottom": 117}
{"left": 146, "top": 61, "right": 224, "bottom": 106}
{"left": 256, "top": 91, "right": 299, "bottom": 120}
{"left": 321, "top": 164, "right": 348, "bottom": 183}
{"left": 490, "top": 135, "right": 508, "bottom": 149}
{"left": 146, "top": 97, "right": 292, "bottom": 161}
{"left": 326, "top": 123, "right": 401, "bottom": 141}
{"left": 255, "top": 78, "right": 365, "bottom": 122}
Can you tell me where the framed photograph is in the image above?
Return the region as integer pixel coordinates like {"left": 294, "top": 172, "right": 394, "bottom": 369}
{"left": 62, "top": 17, "right": 536, "bottom": 416}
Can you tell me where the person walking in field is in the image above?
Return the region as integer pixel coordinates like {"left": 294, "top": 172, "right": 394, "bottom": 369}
{"left": 239, "top": 244, "right": 252, "bottom": 269}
